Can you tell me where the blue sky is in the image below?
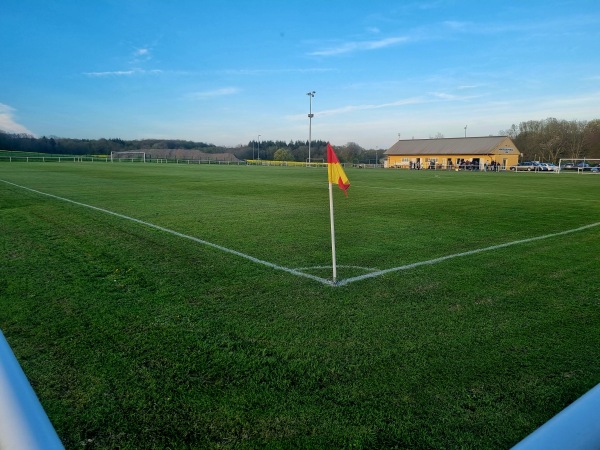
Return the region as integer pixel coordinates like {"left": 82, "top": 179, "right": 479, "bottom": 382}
{"left": 1, "top": 1, "right": 599, "bottom": 149}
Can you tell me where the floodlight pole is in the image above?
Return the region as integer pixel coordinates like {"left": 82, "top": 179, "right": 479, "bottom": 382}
{"left": 307, "top": 91, "right": 315, "bottom": 164}
{"left": 258, "top": 135, "right": 261, "bottom": 161}
{"left": 464, "top": 125, "right": 467, "bottom": 138}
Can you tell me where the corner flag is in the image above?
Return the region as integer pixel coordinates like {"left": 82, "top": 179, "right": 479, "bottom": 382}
{"left": 326, "top": 143, "right": 350, "bottom": 284}
{"left": 327, "top": 143, "right": 350, "bottom": 196}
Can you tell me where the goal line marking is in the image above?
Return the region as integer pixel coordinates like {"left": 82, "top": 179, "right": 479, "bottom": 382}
{"left": 0, "top": 179, "right": 330, "bottom": 285}
{"left": 2, "top": 179, "right": 598, "bottom": 287}
{"left": 335, "top": 222, "right": 600, "bottom": 286}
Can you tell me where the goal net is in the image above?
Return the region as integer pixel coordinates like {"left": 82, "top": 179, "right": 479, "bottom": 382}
{"left": 110, "top": 151, "right": 146, "bottom": 163}
{"left": 558, "top": 158, "right": 600, "bottom": 173}
{"left": 305, "top": 158, "right": 325, "bottom": 167}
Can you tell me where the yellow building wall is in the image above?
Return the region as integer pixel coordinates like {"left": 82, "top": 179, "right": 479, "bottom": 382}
{"left": 386, "top": 138, "right": 520, "bottom": 169}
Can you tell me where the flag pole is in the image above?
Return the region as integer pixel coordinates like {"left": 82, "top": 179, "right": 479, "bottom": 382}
{"left": 329, "top": 181, "right": 337, "bottom": 283}
{"left": 326, "top": 142, "right": 349, "bottom": 285}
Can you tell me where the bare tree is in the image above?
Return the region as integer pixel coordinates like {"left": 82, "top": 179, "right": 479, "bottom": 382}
{"left": 540, "top": 135, "right": 563, "bottom": 162}
{"left": 498, "top": 124, "right": 519, "bottom": 139}
{"left": 583, "top": 119, "right": 600, "bottom": 158}
{"left": 563, "top": 120, "right": 587, "bottom": 160}
{"left": 338, "top": 142, "right": 364, "bottom": 163}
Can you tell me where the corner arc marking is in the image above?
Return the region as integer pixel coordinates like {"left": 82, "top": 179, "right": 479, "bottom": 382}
{"left": 0, "top": 179, "right": 334, "bottom": 286}
{"left": 2, "top": 179, "right": 598, "bottom": 288}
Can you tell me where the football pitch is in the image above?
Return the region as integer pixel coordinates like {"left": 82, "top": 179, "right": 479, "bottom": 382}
{"left": 1, "top": 162, "right": 599, "bottom": 448}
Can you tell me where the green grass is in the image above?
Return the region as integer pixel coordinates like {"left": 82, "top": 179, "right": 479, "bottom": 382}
{"left": 1, "top": 162, "right": 599, "bottom": 449}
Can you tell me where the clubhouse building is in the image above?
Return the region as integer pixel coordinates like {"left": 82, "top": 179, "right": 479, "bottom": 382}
{"left": 384, "top": 136, "right": 521, "bottom": 170}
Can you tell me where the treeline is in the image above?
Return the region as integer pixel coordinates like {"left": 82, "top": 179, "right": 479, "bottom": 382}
{"left": 2, "top": 117, "right": 599, "bottom": 163}
{"left": 0, "top": 133, "right": 220, "bottom": 156}
{"left": 500, "top": 118, "right": 600, "bottom": 161}
{"left": 0, "top": 132, "right": 381, "bottom": 163}
{"left": 241, "top": 140, "right": 380, "bottom": 163}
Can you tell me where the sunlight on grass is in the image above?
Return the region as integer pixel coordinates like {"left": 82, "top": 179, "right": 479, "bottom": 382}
{"left": 1, "top": 162, "right": 599, "bottom": 448}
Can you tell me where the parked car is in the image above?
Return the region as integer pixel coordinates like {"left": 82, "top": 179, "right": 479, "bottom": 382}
{"left": 576, "top": 162, "right": 591, "bottom": 170}
{"left": 561, "top": 162, "right": 576, "bottom": 169}
{"left": 533, "top": 162, "right": 550, "bottom": 171}
{"left": 541, "top": 163, "right": 558, "bottom": 172}
{"left": 510, "top": 161, "right": 540, "bottom": 171}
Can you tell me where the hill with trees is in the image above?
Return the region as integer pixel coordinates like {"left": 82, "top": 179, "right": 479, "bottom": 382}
{"left": 1, "top": 117, "right": 599, "bottom": 163}
{"left": 500, "top": 118, "right": 600, "bottom": 161}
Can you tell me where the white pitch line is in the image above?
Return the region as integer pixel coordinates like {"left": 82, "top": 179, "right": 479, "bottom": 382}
{"left": 0, "top": 179, "right": 334, "bottom": 286}
{"left": 294, "top": 265, "right": 380, "bottom": 272}
{"left": 335, "top": 222, "right": 600, "bottom": 286}
{"left": 2, "top": 179, "right": 598, "bottom": 288}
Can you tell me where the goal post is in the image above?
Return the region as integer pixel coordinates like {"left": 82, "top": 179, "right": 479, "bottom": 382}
{"left": 110, "top": 151, "right": 146, "bottom": 163}
{"left": 558, "top": 158, "right": 600, "bottom": 174}
{"left": 305, "top": 158, "right": 325, "bottom": 167}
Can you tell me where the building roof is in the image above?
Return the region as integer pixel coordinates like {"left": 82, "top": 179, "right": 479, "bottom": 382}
{"left": 385, "top": 136, "right": 514, "bottom": 156}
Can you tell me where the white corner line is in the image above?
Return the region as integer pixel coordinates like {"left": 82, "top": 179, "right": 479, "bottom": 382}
{"left": 0, "top": 179, "right": 334, "bottom": 286}
{"left": 2, "top": 179, "right": 598, "bottom": 288}
{"left": 335, "top": 222, "right": 600, "bottom": 286}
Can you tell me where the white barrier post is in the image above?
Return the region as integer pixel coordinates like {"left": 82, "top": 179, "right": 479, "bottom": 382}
{"left": 0, "top": 330, "right": 64, "bottom": 450}
{"left": 511, "top": 383, "right": 600, "bottom": 450}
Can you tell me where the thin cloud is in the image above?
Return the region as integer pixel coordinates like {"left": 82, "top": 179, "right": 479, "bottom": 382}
{"left": 131, "top": 46, "right": 153, "bottom": 64}
{"left": 287, "top": 90, "right": 484, "bottom": 120}
{"left": 288, "top": 97, "right": 426, "bottom": 119}
{"left": 220, "top": 68, "right": 335, "bottom": 76}
{"left": 443, "top": 20, "right": 470, "bottom": 31}
{"left": 0, "top": 103, "right": 34, "bottom": 135}
{"left": 83, "top": 69, "right": 163, "bottom": 77}
{"left": 535, "top": 90, "right": 600, "bottom": 110}
{"left": 429, "top": 91, "right": 481, "bottom": 101}
{"left": 442, "top": 13, "right": 600, "bottom": 38}
{"left": 84, "top": 70, "right": 136, "bottom": 77}
{"left": 309, "top": 36, "right": 409, "bottom": 56}
{"left": 188, "top": 87, "right": 240, "bottom": 99}
{"left": 431, "top": 92, "right": 459, "bottom": 100}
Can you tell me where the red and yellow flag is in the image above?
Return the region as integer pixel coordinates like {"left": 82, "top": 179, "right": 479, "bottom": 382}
{"left": 327, "top": 143, "right": 350, "bottom": 196}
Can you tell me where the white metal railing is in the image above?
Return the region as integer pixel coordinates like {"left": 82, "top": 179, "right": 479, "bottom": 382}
{"left": 511, "top": 383, "right": 600, "bottom": 449}
{"left": 2, "top": 330, "right": 599, "bottom": 450}
{"left": 0, "top": 329, "right": 64, "bottom": 450}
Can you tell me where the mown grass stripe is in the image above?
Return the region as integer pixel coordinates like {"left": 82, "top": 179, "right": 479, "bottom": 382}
{"left": 0, "top": 179, "right": 333, "bottom": 286}
{"left": 2, "top": 178, "right": 598, "bottom": 288}
{"left": 336, "top": 221, "right": 600, "bottom": 286}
